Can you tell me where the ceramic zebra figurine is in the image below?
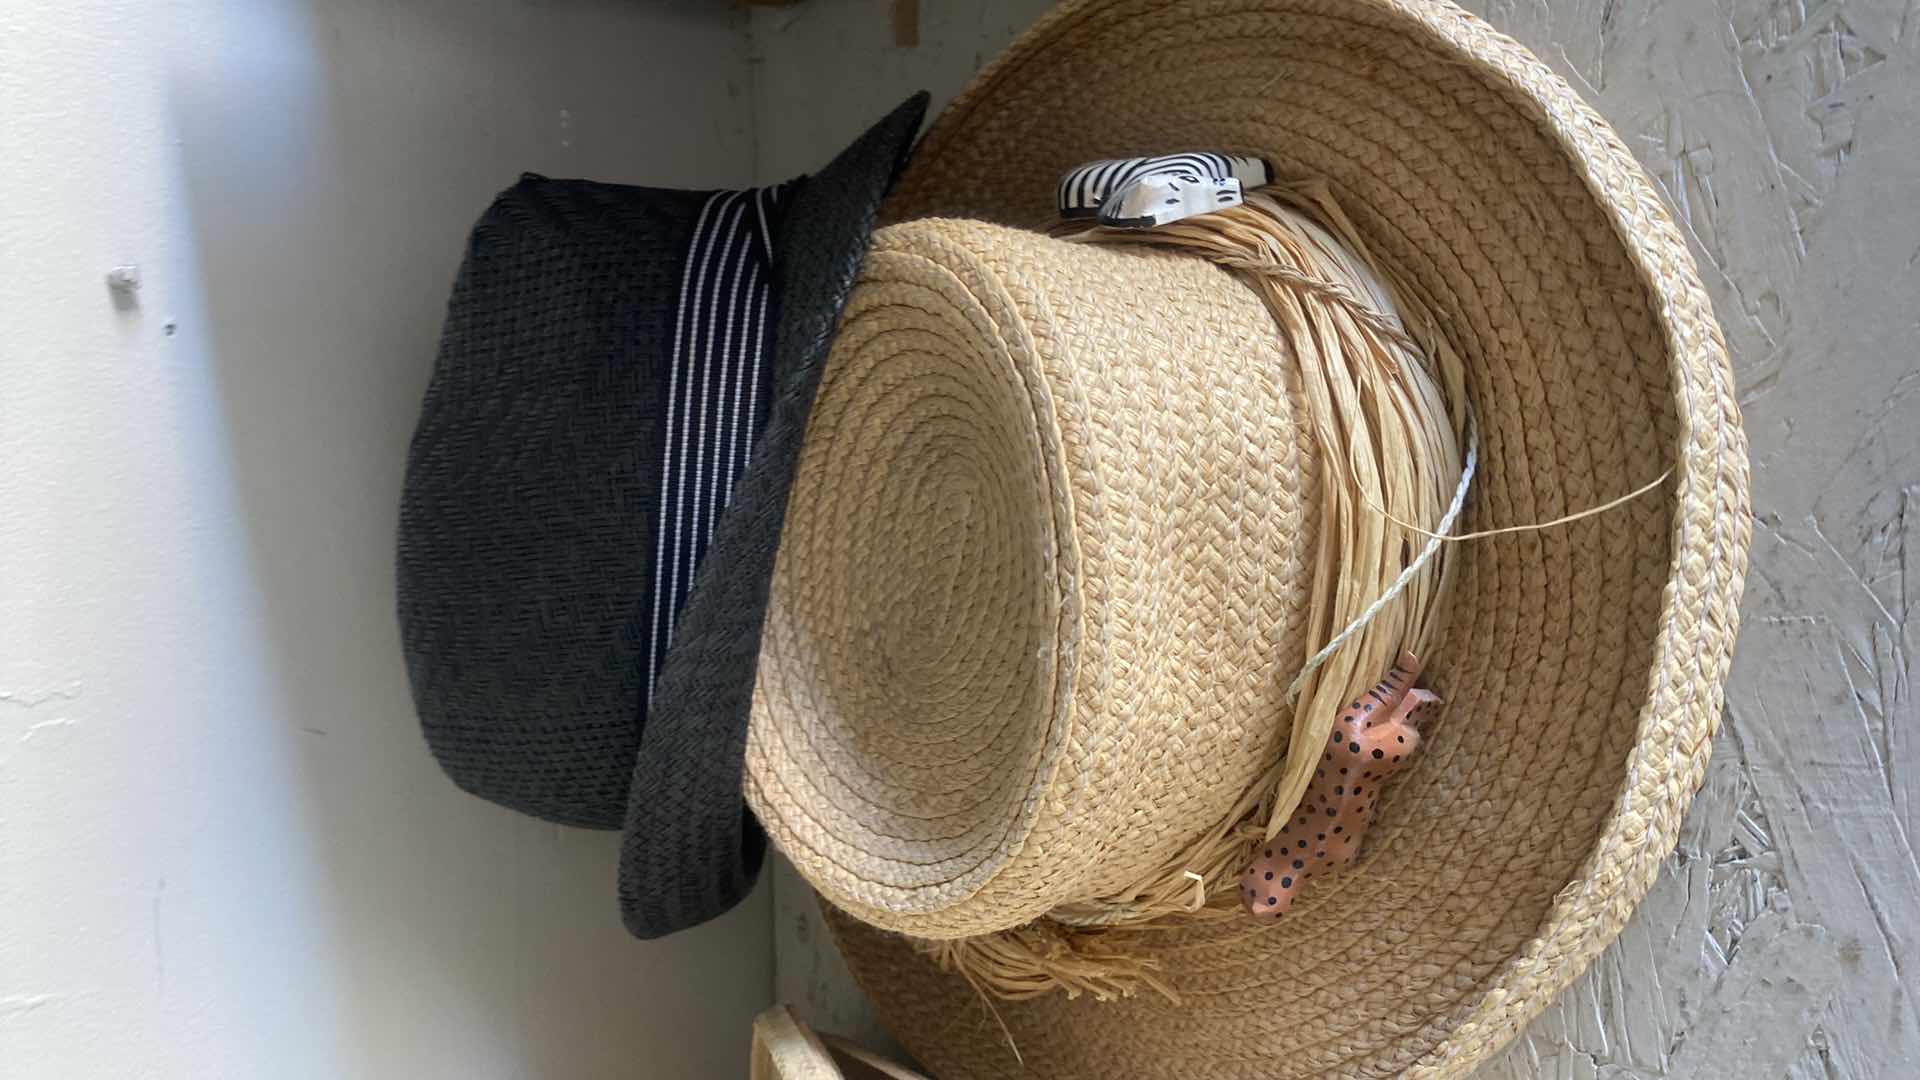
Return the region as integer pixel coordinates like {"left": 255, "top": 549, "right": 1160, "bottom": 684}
{"left": 1057, "top": 152, "right": 1273, "bottom": 228}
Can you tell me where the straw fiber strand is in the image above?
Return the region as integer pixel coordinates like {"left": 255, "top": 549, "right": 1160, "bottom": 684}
{"left": 760, "top": 0, "right": 1748, "bottom": 1076}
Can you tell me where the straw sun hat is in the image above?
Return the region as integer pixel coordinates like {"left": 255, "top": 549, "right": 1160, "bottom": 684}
{"left": 743, "top": 0, "right": 1750, "bottom": 1076}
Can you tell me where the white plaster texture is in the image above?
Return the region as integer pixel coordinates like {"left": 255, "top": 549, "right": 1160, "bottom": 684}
{"left": 1, "top": 2, "right": 770, "bottom": 1077}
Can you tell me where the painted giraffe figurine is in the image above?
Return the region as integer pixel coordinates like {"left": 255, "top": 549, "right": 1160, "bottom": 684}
{"left": 1241, "top": 652, "right": 1440, "bottom": 919}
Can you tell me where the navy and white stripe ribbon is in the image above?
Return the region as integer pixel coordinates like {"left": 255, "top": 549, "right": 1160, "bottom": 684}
{"left": 1058, "top": 153, "right": 1272, "bottom": 228}
{"left": 648, "top": 183, "right": 792, "bottom": 697}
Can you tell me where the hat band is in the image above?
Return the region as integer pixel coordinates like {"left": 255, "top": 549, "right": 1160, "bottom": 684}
{"left": 647, "top": 182, "right": 792, "bottom": 699}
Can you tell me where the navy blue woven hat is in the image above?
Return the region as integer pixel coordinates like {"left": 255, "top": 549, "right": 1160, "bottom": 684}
{"left": 396, "top": 93, "right": 928, "bottom": 938}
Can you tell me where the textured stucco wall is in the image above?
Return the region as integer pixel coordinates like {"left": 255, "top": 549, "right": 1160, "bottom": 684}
{"left": 0, "top": 2, "right": 770, "bottom": 1076}
{"left": 750, "top": 2, "right": 1920, "bottom": 1077}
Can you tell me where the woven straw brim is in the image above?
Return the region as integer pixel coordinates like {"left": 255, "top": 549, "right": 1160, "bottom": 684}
{"left": 780, "top": 0, "right": 1751, "bottom": 1076}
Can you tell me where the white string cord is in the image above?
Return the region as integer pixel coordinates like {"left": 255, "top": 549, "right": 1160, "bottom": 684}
{"left": 1284, "top": 408, "right": 1478, "bottom": 701}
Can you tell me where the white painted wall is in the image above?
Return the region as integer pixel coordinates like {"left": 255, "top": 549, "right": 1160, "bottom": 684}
{"left": 0, "top": 2, "right": 770, "bottom": 1077}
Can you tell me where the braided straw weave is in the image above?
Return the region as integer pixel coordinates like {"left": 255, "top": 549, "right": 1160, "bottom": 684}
{"left": 751, "top": 215, "right": 1320, "bottom": 934}
{"left": 746, "top": 0, "right": 1750, "bottom": 1075}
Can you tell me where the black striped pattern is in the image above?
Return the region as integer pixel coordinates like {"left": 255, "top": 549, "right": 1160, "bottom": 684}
{"left": 648, "top": 183, "right": 791, "bottom": 698}
{"left": 1057, "top": 152, "right": 1271, "bottom": 223}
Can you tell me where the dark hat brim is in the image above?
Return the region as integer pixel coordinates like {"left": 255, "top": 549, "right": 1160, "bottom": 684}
{"left": 616, "top": 92, "right": 929, "bottom": 937}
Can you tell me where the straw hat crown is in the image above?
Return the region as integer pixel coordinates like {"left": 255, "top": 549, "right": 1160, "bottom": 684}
{"left": 747, "top": 217, "right": 1323, "bottom": 936}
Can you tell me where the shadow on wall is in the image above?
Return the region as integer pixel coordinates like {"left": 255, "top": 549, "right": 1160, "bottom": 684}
{"left": 162, "top": 1, "right": 766, "bottom": 1075}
